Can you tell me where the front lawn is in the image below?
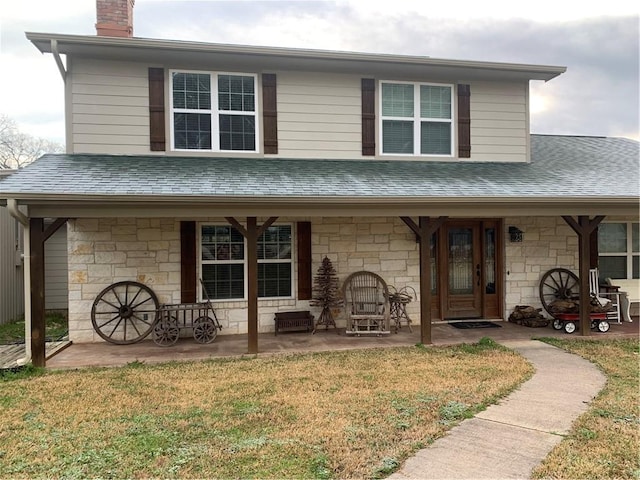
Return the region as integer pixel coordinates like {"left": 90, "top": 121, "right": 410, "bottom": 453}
{"left": 0, "top": 339, "right": 530, "bottom": 479}
{"left": 532, "top": 338, "right": 639, "bottom": 479}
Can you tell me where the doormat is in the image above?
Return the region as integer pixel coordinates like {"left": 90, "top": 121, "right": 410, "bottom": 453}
{"left": 449, "top": 321, "right": 502, "bottom": 329}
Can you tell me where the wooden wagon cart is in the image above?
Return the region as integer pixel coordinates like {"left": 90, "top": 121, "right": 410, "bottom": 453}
{"left": 91, "top": 280, "right": 222, "bottom": 346}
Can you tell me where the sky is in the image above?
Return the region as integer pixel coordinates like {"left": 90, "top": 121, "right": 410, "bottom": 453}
{"left": 0, "top": 0, "right": 638, "bottom": 145}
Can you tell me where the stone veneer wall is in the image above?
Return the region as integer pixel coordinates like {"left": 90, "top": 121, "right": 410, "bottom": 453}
{"left": 68, "top": 215, "right": 614, "bottom": 342}
{"left": 67, "top": 216, "right": 421, "bottom": 342}
{"left": 503, "top": 216, "right": 578, "bottom": 316}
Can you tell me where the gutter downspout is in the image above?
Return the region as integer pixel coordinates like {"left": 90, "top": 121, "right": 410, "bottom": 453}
{"left": 7, "top": 199, "right": 31, "bottom": 365}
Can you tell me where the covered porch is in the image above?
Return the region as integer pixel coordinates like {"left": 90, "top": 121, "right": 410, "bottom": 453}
{"left": 0, "top": 136, "right": 637, "bottom": 367}
{"left": 45, "top": 319, "right": 639, "bottom": 369}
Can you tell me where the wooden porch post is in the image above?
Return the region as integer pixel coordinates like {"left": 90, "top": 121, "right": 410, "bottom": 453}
{"left": 401, "top": 216, "right": 447, "bottom": 345}
{"left": 562, "top": 215, "right": 605, "bottom": 336}
{"left": 29, "top": 218, "right": 46, "bottom": 367}
{"left": 226, "top": 216, "right": 278, "bottom": 354}
{"left": 246, "top": 217, "right": 258, "bottom": 354}
{"left": 28, "top": 217, "right": 68, "bottom": 367}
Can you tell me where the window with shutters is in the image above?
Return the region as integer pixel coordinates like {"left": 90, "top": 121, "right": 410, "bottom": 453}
{"left": 200, "top": 224, "right": 293, "bottom": 300}
{"left": 380, "top": 81, "right": 453, "bottom": 156}
{"left": 170, "top": 70, "right": 259, "bottom": 152}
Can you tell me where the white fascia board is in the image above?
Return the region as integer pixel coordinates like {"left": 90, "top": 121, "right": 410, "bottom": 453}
{"left": 25, "top": 32, "right": 566, "bottom": 81}
{"left": 10, "top": 194, "right": 640, "bottom": 218}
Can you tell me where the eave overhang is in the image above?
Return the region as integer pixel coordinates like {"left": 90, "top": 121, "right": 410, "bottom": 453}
{"left": 3, "top": 194, "right": 638, "bottom": 219}
{"left": 25, "top": 32, "right": 566, "bottom": 82}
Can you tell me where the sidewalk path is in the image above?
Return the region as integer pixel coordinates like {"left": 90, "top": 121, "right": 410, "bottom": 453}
{"left": 389, "top": 340, "right": 606, "bottom": 479}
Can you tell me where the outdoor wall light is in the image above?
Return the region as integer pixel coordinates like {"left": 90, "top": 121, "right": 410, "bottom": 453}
{"left": 508, "top": 226, "right": 524, "bottom": 243}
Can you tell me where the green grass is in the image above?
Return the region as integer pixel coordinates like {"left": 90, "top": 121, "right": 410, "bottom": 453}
{"left": 0, "top": 312, "right": 68, "bottom": 344}
{"left": 532, "top": 338, "right": 639, "bottom": 479}
{"left": 5, "top": 336, "right": 633, "bottom": 478}
{"left": 0, "top": 339, "right": 532, "bottom": 479}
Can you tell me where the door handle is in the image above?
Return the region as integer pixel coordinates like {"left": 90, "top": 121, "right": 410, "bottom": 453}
{"left": 476, "top": 264, "right": 481, "bottom": 286}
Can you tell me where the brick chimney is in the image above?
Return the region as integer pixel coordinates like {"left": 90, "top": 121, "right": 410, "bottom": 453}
{"left": 96, "top": 0, "right": 135, "bottom": 37}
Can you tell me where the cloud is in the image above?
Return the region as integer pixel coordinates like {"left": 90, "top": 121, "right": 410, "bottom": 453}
{"left": 1, "top": 1, "right": 637, "bottom": 142}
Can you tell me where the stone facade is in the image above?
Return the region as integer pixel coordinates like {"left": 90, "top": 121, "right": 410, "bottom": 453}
{"left": 503, "top": 217, "right": 579, "bottom": 312}
{"left": 68, "top": 215, "right": 626, "bottom": 343}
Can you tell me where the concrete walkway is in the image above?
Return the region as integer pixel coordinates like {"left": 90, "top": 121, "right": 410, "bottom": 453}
{"left": 389, "top": 340, "right": 607, "bottom": 479}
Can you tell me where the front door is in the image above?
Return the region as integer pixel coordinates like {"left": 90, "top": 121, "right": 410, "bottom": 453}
{"left": 443, "top": 221, "right": 483, "bottom": 319}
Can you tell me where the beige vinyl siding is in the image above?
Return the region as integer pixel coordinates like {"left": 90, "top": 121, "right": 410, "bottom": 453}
{"left": 0, "top": 206, "right": 24, "bottom": 324}
{"left": 44, "top": 224, "right": 68, "bottom": 312}
{"left": 277, "top": 72, "right": 362, "bottom": 158}
{"left": 468, "top": 81, "right": 529, "bottom": 162}
{"left": 70, "top": 59, "right": 150, "bottom": 154}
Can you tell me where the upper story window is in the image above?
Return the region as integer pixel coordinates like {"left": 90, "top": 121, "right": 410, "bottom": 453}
{"left": 170, "top": 71, "right": 258, "bottom": 152}
{"left": 380, "top": 81, "right": 453, "bottom": 156}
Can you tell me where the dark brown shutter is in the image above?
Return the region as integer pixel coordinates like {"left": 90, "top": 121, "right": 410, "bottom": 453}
{"left": 457, "top": 84, "right": 471, "bottom": 158}
{"left": 297, "top": 221, "right": 312, "bottom": 300}
{"left": 149, "top": 67, "right": 166, "bottom": 151}
{"left": 362, "top": 78, "right": 376, "bottom": 156}
{"left": 180, "top": 221, "right": 196, "bottom": 303}
{"left": 262, "top": 73, "right": 278, "bottom": 154}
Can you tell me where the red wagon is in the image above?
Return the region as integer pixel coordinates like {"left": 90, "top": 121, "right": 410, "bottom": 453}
{"left": 551, "top": 313, "right": 610, "bottom": 334}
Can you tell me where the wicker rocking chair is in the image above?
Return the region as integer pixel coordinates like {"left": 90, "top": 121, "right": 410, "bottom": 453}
{"left": 342, "top": 271, "right": 391, "bottom": 336}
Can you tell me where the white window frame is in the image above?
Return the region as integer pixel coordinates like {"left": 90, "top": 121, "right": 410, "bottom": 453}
{"left": 198, "top": 223, "right": 294, "bottom": 302}
{"left": 598, "top": 221, "right": 640, "bottom": 279}
{"left": 379, "top": 80, "right": 454, "bottom": 157}
{"left": 170, "top": 69, "right": 260, "bottom": 153}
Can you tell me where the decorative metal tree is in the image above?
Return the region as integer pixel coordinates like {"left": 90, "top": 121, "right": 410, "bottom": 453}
{"left": 310, "top": 256, "right": 342, "bottom": 333}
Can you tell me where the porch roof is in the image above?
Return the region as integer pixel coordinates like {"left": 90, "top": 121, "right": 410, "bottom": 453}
{"left": 0, "top": 135, "right": 638, "bottom": 218}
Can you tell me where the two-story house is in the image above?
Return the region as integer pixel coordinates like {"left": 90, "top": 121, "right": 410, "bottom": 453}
{"left": 1, "top": 0, "right": 637, "bottom": 366}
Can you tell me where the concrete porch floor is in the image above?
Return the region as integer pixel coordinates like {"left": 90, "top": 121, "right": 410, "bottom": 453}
{"left": 46, "top": 319, "right": 639, "bottom": 369}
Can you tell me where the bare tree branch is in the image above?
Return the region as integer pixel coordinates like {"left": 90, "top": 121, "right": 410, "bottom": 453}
{"left": 0, "top": 114, "right": 64, "bottom": 169}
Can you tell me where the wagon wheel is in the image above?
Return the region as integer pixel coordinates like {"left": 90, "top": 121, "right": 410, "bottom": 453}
{"left": 193, "top": 316, "right": 217, "bottom": 344}
{"left": 91, "top": 281, "right": 160, "bottom": 344}
{"left": 596, "top": 320, "right": 610, "bottom": 333}
{"left": 539, "top": 268, "right": 580, "bottom": 315}
{"left": 564, "top": 321, "right": 577, "bottom": 334}
{"left": 153, "top": 316, "right": 180, "bottom": 347}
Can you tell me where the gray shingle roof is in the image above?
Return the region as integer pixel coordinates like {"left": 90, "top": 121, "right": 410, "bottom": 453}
{"left": 0, "top": 135, "right": 638, "bottom": 200}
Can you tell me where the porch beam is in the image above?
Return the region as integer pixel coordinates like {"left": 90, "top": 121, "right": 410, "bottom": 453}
{"left": 225, "top": 216, "right": 279, "bottom": 354}
{"left": 29, "top": 218, "right": 46, "bottom": 367}
{"left": 562, "top": 215, "right": 605, "bottom": 336}
{"left": 256, "top": 217, "right": 278, "bottom": 237}
{"left": 43, "top": 218, "right": 68, "bottom": 242}
{"left": 225, "top": 217, "right": 247, "bottom": 237}
{"left": 400, "top": 216, "right": 420, "bottom": 238}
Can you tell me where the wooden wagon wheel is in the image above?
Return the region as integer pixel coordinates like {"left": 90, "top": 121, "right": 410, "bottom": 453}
{"left": 193, "top": 316, "right": 218, "bottom": 344}
{"left": 91, "top": 281, "right": 160, "bottom": 344}
{"left": 539, "top": 268, "right": 580, "bottom": 315}
{"left": 153, "top": 316, "right": 180, "bottom": 347}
